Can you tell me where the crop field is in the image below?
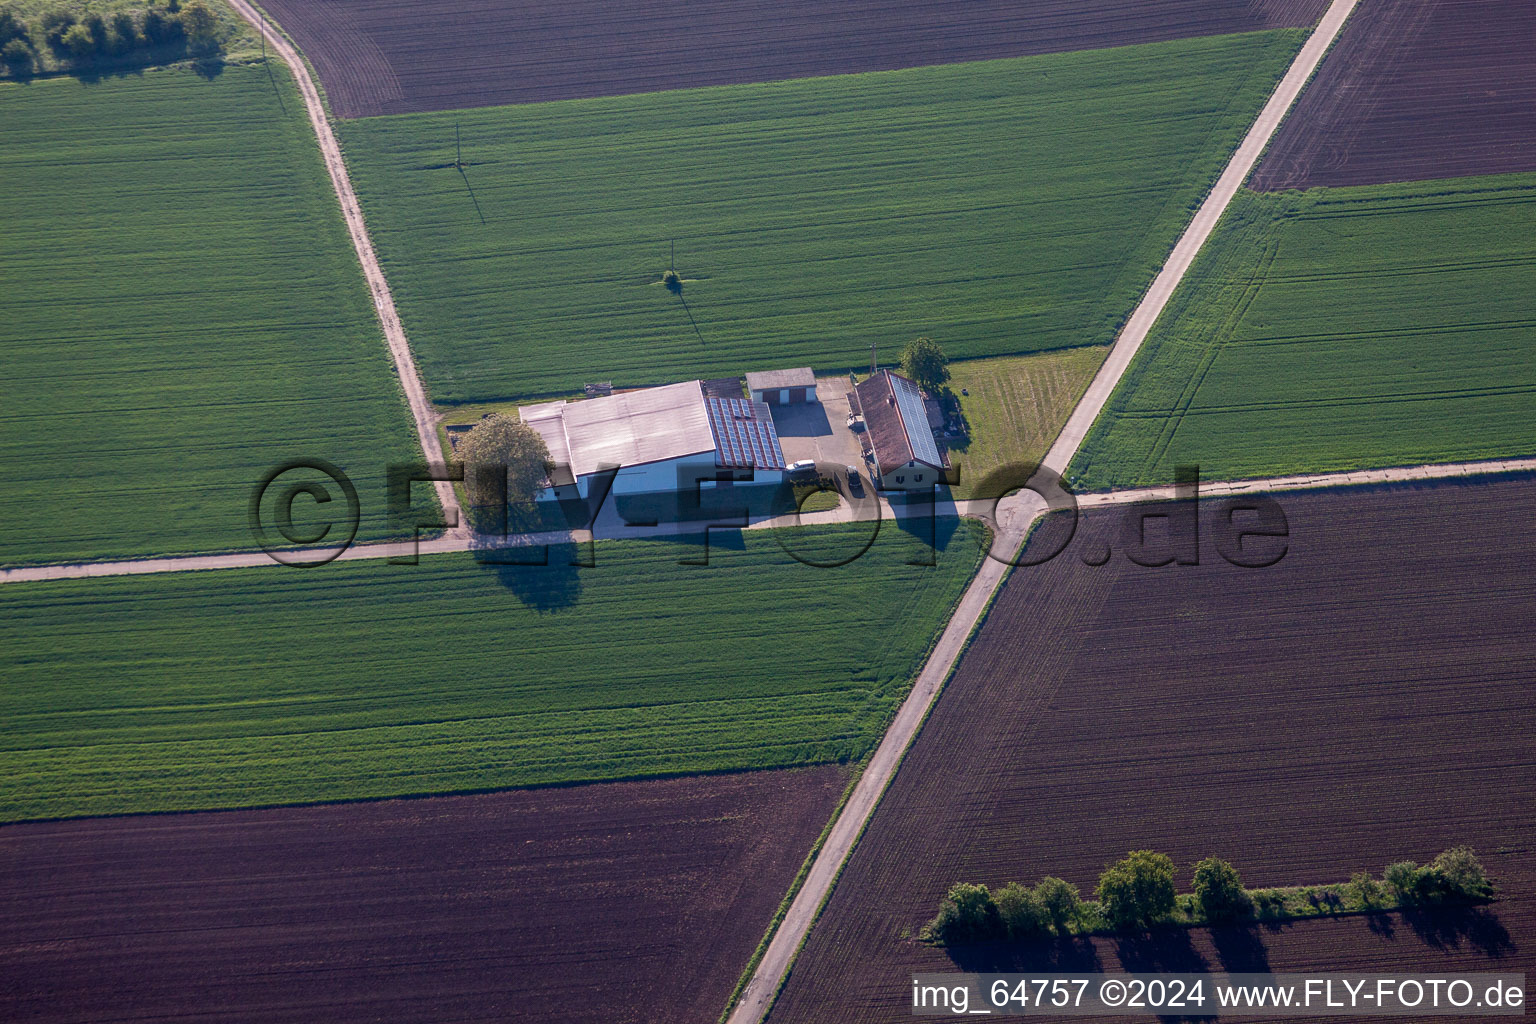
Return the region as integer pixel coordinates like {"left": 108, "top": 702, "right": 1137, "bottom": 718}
{"left": 944, "top": 349, "right": 1107, "bottom": 498}
{"left": 260, "top": 0, "right": 1325, "bottom": 118}
{"left": 0, "top": 523, "right": 981, "bottom": 822}
{"left": 0, "top": 767, "right": 846, "bottom": 1024}
{"left": 0, "top": 65, "right": 425, "bottom": 567}
{"left": 766, "top": 477, "right": 1536, "bottom": 1023}
{"left": 1252, "top": 0, "right": 1536, "bottom": 190}
{"left": 1070, "top": 174, "right": 1536, "bottom": 491}
{"left": 337, "top": 30, "right": 1307, "bottom": 403}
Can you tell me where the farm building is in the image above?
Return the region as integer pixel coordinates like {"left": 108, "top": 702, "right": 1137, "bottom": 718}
{"left": 746, "top": 367, "right": 818, "bottom": 405}
{"left": 852, "top": 370, "right": 950, "bottom": 490}
{"left": 519, "top": 381, "right": 786, "bottom": 506}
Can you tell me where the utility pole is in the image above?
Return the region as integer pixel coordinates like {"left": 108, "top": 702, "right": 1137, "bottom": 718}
{"left": 670, "top": 238, "right": 675, "bottom": 271}
{"left": 870, "top": 342, "right": 876, "bottom": 377}
{"left": 455, "top": 124, "right": 463, "bottom": 169}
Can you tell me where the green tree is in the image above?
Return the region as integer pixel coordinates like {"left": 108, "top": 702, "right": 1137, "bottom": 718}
{"left": 0, "top": 8, "right": 25, "bottom": 44}
{"left": 2, "top": 37, "right": 31, "bottom": 72}
{"left": 179, "top": 0, "right": 219, "bottom": 51}
{"left": 899, "top": 335, "right": 950, "bottom": 394}
{"left": 455, "top": 413, "right": 552, "bottom": 511}
{"left": 1426, "top": 846, "right": 1492, "bottom": 901}
{"left": 926, "top": 882, "right": 1003, "bottom": 944}
{"left": 1097, "top": 850, "right": 1177, "bottom": 930}
{"left": 1348, "top": 871, "right": 1383, "bottom": 909}
{"left": 994, "top": 882, "right": 1049, "bottom": 939}
{"left": 1033, "top": 876, "right": 1082, "bottom": 933}
{"left": 1192, "top": 857, "right": 1250, "bottom": 922}
{"left": 61, "top": 22, "right": 95, "bottom": 59}
{"left": 1384, "top": 860, "right": 1422, "bottom": 900}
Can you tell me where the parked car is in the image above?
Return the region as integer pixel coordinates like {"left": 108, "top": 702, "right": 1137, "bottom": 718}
{"left": 785, "top": 459, "right": 818, "bottom": 477}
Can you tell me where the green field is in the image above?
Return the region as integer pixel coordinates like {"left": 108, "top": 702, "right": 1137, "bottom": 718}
{"left": 1071, "top": 174, "right": 1536, "bottom": 489}
{"left": 0, "top": 64, "right": 426, "bottom": 566}
{"left": 0, "top": 523, "right": 983, "bottom": 821}
{"left": 338, "top": 30, "right": 1306, "bottom": 403}
{"left": 945, "top": 349, "right": 1107, "bottom": 498}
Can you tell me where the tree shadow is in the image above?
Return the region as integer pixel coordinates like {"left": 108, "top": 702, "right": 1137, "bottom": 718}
{"left": 1113, "top": 928, "right": 1209, "bottom": 973}
{"left": 477, "top": 542, "right": 583, "bottom": 611}
{"left": 1401, "top": 904, "right": 1516, "bottom": 957}
{"left": 1209, "top": 923, "right": 1271, "bottom": 972}
{"left": 947, "top": 934, "right": 1103, "bottom": 973}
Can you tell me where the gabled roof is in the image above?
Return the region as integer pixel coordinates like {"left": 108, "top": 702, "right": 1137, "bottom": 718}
{"left": 745, "top": 367, "right": 815, "bottom": 392}
{"left": 853, "top": 370, "right": 948, "bottom": 473}
{"left": 522, "top": 381, "right": 714, "bottom": 478}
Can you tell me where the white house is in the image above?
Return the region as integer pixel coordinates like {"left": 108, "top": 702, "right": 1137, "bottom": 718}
{"left": 519, "top": 380, "right": 786, "bottom": 506}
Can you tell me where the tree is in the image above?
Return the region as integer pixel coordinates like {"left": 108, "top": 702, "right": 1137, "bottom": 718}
{"left": 994, "top": 882, "right": 1049, "bottom": 939}
{"left": 899, "top": 335, "right": 950, "bottom": 394}
{"left": 662, "top": 268, "right": 681, "bottom": 295}
{"left": 927, "top": 882, "right": 1003, "bottom": 944}
{"left": 61, "top": 23, "right": 95, "bottom": 59}
{"left": 2, "top": 37, "right": 31, "bottom": 72}
{"left": 455, "top": 413, "right": 552, "bottom": 511}
{"left": 0, "top": 8, "right": 25, "bottom": 44}
{"left": 179, "top": 1, "right": 219, "bottom": 51}
{"left": 110, "top": 12, "right": 141, "bottom": 54}
{"left": 1033, "top": 876, "right": 1082, "bottom": 933}
{"left": 1192, "top": 857, "right": 1250, "bottom": 922}
{"left": 1384, "top": 860, "right": 1422, "bottom": 900}
{"left": 1097, "top": 850, "right": 1177, "bottom": 930}
{"left": 1427, "top": 846, "right": 1492, "bottom": 901}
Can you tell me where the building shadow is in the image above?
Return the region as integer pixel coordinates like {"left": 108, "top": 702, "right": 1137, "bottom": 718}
{"left": 769, "top": 402, "right": 833, "bottom": 438}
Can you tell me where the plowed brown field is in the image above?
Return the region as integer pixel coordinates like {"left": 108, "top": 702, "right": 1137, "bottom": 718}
{"left": 0, "top": 767, "right": 846, "bottom": 1024}
{"left": 1252, "top": 0, "right": 1536, "bottom": 189}
{"left": 766, "top": 477, "right": 1536, "bottom": 1023}
{"left": 261, "top": 0, "right": 1327, "bottom": 118}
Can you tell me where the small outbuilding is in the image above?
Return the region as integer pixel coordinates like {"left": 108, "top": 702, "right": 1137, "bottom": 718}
{"left": 745, "top": 367, "right": 817, "bottom": 406}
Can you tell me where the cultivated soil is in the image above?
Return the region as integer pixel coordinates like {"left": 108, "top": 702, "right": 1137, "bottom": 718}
{"left": 1251, "top": 0, "right": 1536, "bottom": 189}
{"left": 260, "top": 0, "right": 1327, "bottom": 118}
{"left": 766, "top": 476, "right": 1536, "bottom": 1023}
{"left": 0, "top": 767, "right": 847, "bottom": 1023}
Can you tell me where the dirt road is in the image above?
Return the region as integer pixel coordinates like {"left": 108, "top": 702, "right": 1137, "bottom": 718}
{"left": 226, "top": 0, "right": 461, "bottom": 532}
{"left": 722, "top": 3, "right": 1359, "bottom": 1022}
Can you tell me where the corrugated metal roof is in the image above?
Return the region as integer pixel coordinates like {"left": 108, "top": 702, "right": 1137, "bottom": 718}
{"left": 519, "top": 400, "right": 572, "bottom": 474}
{"left": 524, "top": 381, "right": 715, "bottom": 478}
{"left": 706, "top": 397, "right": 787, "bottom": 470}
{"left": 853, "top": 370, "right": 948, "bottom": 475}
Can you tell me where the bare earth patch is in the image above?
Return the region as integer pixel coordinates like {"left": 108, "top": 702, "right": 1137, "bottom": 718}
{"left": 260, "top": 0, "right": 1328, "bottom": 118}
{"left": 0, "top": 767, "right": 846, "bottom": 1024}
{"left": 767, "top": 476, "right": 1535, "bottom": 1024}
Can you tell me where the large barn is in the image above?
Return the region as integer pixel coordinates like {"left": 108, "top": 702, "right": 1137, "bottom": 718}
{"left": 519, "top": 380, "right": 787, "bottom": 507}
{"left": 852, "top": 370, "right": 950, "bottom": 490}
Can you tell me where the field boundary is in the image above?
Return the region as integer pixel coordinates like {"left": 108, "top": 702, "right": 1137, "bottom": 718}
{"left": 224, "top": 0, "right": 460, "bottom": 531}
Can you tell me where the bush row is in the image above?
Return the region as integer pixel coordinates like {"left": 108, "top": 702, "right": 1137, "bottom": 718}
{"left": 924, "top": 847, "right": 1493, "bottom": 944}
{"left": 1, "top": 1, "right": 222, "bottom": 74}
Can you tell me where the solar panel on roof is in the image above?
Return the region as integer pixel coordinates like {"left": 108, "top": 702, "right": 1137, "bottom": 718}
{"left": 890, "top": 375, "right": 943, "bottom": 467}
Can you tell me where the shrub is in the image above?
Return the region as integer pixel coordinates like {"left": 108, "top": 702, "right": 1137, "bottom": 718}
{"left": 1097, "top": 850, "right": 1177, "bottom": 930}
{"left": 994, "top": 882, "right": 1050, "bottom": 939}
{"left": 926, "top": 882, "right": 1003, "bottom": 944}
{"left": 41, "top": 11, "right": 76, "bottom": 52}
{"left": 1034, "top": 876, "right": 1082, "bottom": 933}
{"left": 143, "top": 9, "right": 184, "bottom": 46}
{"left": 179, "top": 1, "right": 219, "bottom": 51}
{"left": 662, "top": 268, "right": 682, "bottom": 294}
{"left": 1192, "top": 857, "right": 1250, "bottom": 922}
